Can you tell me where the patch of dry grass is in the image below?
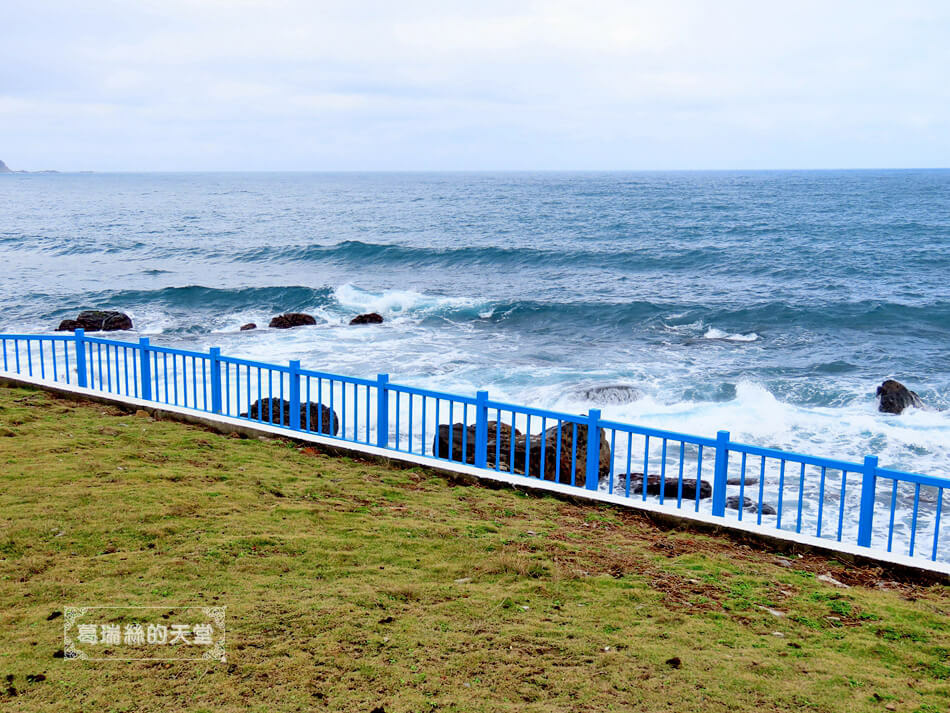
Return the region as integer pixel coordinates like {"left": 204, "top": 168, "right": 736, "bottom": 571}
{"left": 0, "top": 384, "right": 947, "bottom": 712}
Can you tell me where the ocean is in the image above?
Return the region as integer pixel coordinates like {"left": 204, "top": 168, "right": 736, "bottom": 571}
{"left": 2, "top": 170, "right": 949, "bottom": 482}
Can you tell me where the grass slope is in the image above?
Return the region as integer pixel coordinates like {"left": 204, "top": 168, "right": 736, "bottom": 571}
{"left": 0, "top": 384, "right": 947, "bottom": 712}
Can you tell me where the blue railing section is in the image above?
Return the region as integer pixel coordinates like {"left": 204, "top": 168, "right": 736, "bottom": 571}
{"left": 1, "top": 330, "right": 946, "bottom": 566}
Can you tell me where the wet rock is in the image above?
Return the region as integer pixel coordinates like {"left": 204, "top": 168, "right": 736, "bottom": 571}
{"left": 432, "top": 422, "right": 477, "bottom": 463}
{"left": 876, "top": 379, "right": 923, "bottom": 414}
{"left": 432, "top": 420, "right": 612, "bottom": 487}
{"left": 240, "top": 397, "right": 339, "bottom": 435}
{"left": 625, "top": 473, "right": 712, "bottom": 500}
{"left": 56, "top": 310, "right": 133, "bottom": 332}
{"left": 432, "top": 421, "right": 521, "bottom": 468}
{"left": 268, "top": 313, "right": 316, "bottom": 329}
{"left": 574, "top": 383, "right": 641, "bottom": 405}
{"left": 727, "top": 476, "right": 759, "bottom": 486}
{"left": 239, "top": 323, "right": 257, "bottom": 331}
{"left": 515, "top": 422, "right": 612, "bottom": 486}
{"left": 349, "top": 312, "right": 384, "bottom": 325}
{"left": 726, "top": 495, "right": 777, "bottom": 515}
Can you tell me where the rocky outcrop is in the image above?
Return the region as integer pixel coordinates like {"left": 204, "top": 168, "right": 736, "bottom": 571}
{"left": 55, "top": 310, "right": 133, "bottom": 332}
{"left": 350, "top": 312, "right": 384, "bottom": 325}
{"left": 520, "top": 422, "right": 611, "bottom": 485}
{"left": 0, "top": 160, "right": 11, "bottom": 174}
{"left": 625, "top": 472, "right": 711, "bottom": 500}
{"left": 574, "top": 383, "right": 641, "bottom": 405}
{"left": 239, "top": 323, "right": 257, "bottom": 331}
{"left": 432, "top": 420, "right": 611, "bottom": 486}
{"left": 726, "top": 495, "right": 777, "bottom": 516}
{"left": 432, "top": 421, "right": 520, "bottom": 467}
{"left": 240, "top": 397, "right": 339, "bottom": 435}
{"left": 877, "top": 380, "right": 923, "bottom": 415}
{"left": 268, "top": 313, "right": 316, "bottom": 329}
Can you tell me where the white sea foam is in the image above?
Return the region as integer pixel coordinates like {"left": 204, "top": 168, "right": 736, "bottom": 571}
{"left": 703, "top": 327, "right": 760, "bottom": 342}
{"left": 332, "top": 283, "right": 482, "bottom": 318}
{"left": 125, "top": 308, "right": 170, "bottom": 336}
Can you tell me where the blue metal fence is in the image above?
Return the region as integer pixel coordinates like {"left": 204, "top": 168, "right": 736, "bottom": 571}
{"left": 1, "top": 330, "right": 946, "bottom": 566}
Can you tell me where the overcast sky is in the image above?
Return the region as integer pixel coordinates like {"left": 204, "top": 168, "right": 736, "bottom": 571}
{"left": 3, "top": 1, "right": 949, "bottom": 171}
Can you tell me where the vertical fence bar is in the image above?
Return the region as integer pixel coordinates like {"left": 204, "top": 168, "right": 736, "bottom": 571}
{"left": 474, "top": 390, "right": 488, "bottom": 469}
{"left": 74, "top": 329, "right": 87, "bottom": 387}
{"left": 584, "top": 409, "right": 601, "bottom": 491}
{"left": 858, "top": 455, "right": 878, "bottom": 548}
{"left": 376, "top": 374, "right": 389, "bottom": 448}
{"left": 712, "top": 430, "right": 730, "bottom": 517}
{"left": 288, "top": 360, "right": 301, "bottom": 431}
{"left": 139, "top": 338, "right": 152, "bottom": 401}
{"left": 209, "top": 347, "right": 222, "bottom": 414}
{"left": 933, "top": 489, "right": 944, "bottom": 562}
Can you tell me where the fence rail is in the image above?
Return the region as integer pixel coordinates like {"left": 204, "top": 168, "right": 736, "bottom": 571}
{"left": 1, "top": 330, "right": 947, "bottom": 567}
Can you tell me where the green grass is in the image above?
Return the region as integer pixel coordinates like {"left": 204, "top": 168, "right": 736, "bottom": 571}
{"left": 0, "top": 384, "right": 948, "bottom": 712}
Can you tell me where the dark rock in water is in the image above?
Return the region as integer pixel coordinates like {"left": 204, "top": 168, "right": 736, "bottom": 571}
{"left": 727, "top": 476, "right": 759, "bottom": 486}
{"left": 56, "top": 310, "right": 133, "bottom": 332}
{"left": 625, "top": 472, "right": 712, "bottom": 500}
{"left": 432, "top": 421, "right": 520, "bottom": 467}
{"left": 240, "top": 398, "right": 339, "bottom": 435}
{"left": 239, "top": 323, "right": 257, "bottom": 331}
{"left": 350, "top": 312, "right": 384, "bottom": 325}
{"left": 515, "top": 422, "right": 612, "bottom": 486}
{"left": 432, "top": 422, "right": 476, "bottom": 463}
{"left": 876, "top": 379, "right": 923, "bottom": 415}
{"left": 726, "top": 495, "right": 777, "bottom": 516}
{"left": 268, "top": 313, "right": 316, "bottom": 329}
{"left": 575, "top": 383, "right": 641, "bottom": 405}
{"left": 432, "top": 420, "right": 611, "bottom": 487}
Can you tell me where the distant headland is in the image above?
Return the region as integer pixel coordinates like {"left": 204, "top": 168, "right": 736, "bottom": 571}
{"left": 0, "top": 159, "right": 73, "bottom": 174}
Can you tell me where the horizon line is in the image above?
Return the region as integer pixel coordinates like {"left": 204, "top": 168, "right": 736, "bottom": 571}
{"left": 4, "top": 166, "right": 950, "bottom": 174}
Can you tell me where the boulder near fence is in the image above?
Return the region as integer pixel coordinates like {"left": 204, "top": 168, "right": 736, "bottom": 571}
{"left": 0, "top": 329, "right": 946, "bottom": 572}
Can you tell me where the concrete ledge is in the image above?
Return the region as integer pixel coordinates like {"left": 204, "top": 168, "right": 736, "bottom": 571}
{"left": 3, "top": 372, "right": 947, "bottom": 582}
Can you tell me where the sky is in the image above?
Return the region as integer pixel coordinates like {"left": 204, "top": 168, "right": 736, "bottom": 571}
{"left": 2, "top": 0, "right": 949, "bottom": 171}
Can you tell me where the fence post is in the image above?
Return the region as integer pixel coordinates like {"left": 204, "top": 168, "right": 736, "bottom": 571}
{"left": 139, "top": 337, "right": 152, "bottom": 401}
{"left": 210, "top": 347, "right": 222, "bottom": 414}
{"left": 288, "top": 360, "right": 301, "bottom": 430}
{"left": 474, "top": 391, "right": 489, "bottom": 469}
{"left": 74, "top": 329, "right": 87, "bottom": 388}
{"left": 858, "top": 455, "right": 878, "bottom": 547}
{"left": 585, "top": 409, "right": 602, "bottom": 491}
{"left": 376, "top": 373, "right": 389, "bottom": 448}
{"left": 712, "top": 430, "right": 730, "bottom": 517}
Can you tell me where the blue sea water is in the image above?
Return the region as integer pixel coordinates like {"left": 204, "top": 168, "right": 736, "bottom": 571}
{"left": 1, "top": 170, "right": 949, "bottom": 479}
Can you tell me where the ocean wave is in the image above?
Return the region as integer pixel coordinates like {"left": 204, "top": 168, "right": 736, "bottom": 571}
{"left": 332, "top": 283, "right": 485, "bottom": 318}
{"left": 75, "top": 285, "right": 335, "bottom": 312}
{"left": 27, "top": 281, "right": 950, "bottom": 342}
{"left": 702, "top": 327, "right": 760, "bottom": 342}
{"left": 225, "top": 240, "right": 734, "bottom": 273}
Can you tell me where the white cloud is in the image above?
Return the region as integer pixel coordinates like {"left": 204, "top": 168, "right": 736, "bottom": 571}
{"left": 1, "top": 0, "right": 948, "bottom": 169}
